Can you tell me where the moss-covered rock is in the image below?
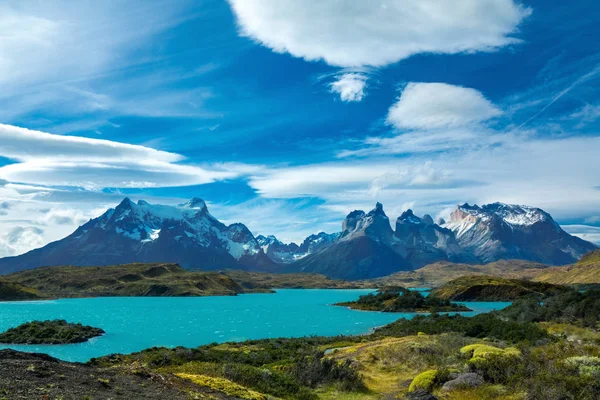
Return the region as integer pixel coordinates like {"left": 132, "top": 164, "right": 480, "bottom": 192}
{"left": 409, "top": 370, "right": 439, "bottom": 392}
{"left": 175, "top": 373, "right": 267, "bottom": 400}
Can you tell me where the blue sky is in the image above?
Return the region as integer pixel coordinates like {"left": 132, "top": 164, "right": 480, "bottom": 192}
{"left": 1, "top": 0, "right": 600, "bottom": 255}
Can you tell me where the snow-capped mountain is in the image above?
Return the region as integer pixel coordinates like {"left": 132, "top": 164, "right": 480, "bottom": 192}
{"left": 256, "top": 232, "right": 340, "bottom": 264}
{"left": 0, "top": 198, "right": 595, "bottom": 279}
{"left": 0, "top": 198, "right": 277, "bottom": 274}
{"left": 444, "top": 203, "right": 597, "bottom": 264}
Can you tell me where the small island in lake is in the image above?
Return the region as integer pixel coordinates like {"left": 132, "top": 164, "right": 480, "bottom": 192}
{"left": 0, "top": 320, "right": 105, "bottom": 344}
{"left": 335, "top": 287, "right": 471, "bottom": 313}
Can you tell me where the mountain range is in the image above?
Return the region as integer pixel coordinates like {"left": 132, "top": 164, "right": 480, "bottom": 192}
{"left": 0, "top": 198, "right": 596, "bottom": 279}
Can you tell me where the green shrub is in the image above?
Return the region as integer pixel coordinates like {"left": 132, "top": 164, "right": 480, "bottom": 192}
{"left": 564, "top": 356, "right": 600, "bottom": 378}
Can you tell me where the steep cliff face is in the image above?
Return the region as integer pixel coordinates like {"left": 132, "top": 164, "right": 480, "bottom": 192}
{"left": 393, "top": 210, "right": 477, "bottom": 268}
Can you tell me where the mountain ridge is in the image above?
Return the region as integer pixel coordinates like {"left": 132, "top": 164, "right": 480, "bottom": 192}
{"left": 0, "top": 198, "right": 595, "bottom": 278}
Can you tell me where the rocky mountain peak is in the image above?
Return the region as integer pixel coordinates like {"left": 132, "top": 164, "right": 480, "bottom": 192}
{"left": 341, "top": 203, "right": 392, "bottom": 243}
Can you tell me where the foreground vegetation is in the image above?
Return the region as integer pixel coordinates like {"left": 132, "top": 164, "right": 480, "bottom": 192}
{"left": 335, "top": 287, "right": 471, "bottom": 313}
{"left": 0, "top": 320, "right": 105, "bottom": 344}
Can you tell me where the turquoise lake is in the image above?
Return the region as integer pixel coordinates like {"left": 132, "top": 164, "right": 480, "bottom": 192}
{"left": 0, "top": 289, "right": 510, "bottom": 362}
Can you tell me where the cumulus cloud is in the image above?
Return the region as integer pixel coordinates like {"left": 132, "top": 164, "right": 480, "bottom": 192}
{"left": 329, "top": 73, "right": 368, "bottom": 102}
{"left": 0, "top": 226, "right": 46, "bottom": 257}
{"left": 0, "top": 124, "right": 255, "bottom": 189}
{"left": 386, "top": 83, "right": 503, "bottom": 130}
{"left": 227, "top": 0, "right": 530, "bottom": 68}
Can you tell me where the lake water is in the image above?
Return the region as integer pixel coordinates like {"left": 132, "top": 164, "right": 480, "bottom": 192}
{"left": 0, "top": 289, "right": 510, "bottom": 362}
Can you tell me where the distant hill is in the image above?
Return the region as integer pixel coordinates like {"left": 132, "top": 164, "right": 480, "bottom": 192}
{"left": 533, "top": 250, "right": 600, "bottom": 286}
{"left": 3, "top": 263, "right": 262, "bottom": 298}
{"left": 367, "top": 259, "right": 552, "bottom": 288}
{"left": 430, "top": 275, "right": 571, "bottom": 301}
{"left": 222, "top": 270, "right": 374, "bottom": 290}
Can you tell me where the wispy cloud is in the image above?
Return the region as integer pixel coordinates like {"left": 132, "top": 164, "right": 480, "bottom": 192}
{"left": 0, "top": 124, "right": 256, "bottom": 189}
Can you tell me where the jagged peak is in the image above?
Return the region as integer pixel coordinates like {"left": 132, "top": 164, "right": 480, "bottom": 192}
{"left": 117, "top": 197, "right": 134, "bottom": 207}
{"left": 346, "top": 209, "right": 366, "bottom": 219}
{"left": 367, "top": 202, "right": 387, "bottom": 217}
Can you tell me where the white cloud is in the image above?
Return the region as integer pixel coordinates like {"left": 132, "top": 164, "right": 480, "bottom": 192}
{"left": 569, "top": 104, "right": 600, "bottom": 126}
{"left": 0, "top": 124, "right": 255, "bottom": 189}
{"left": 339, "top": 129, "right": 510, "bottom": 157}
{"left": 0, "top": 124, "right": 181, "bottom": 163}
{"left": 386, "top": 82, "right": 502, "bottom": 130}
{"left": 562, "top": 225, "right": 600, "bottom": 245}
{"left": 246, "top": 134, "right": 600, "bottom": 227}
{"left": 227, "top": 0, "right": 530, "bottom": 68}
{"left": 368, "top": 162, "right": 452, "bottom": 196}
{"left": 330, "top": 73, "right": 368, "bottom": 102}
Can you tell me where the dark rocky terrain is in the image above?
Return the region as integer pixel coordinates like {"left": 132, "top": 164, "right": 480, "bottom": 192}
{"left": 0, "top": 349, "right": 237, "bottom": 400}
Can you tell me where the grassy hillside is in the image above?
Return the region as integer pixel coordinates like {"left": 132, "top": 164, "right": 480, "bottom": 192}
{"left": 368, "top": 259, "right": 551, "bottom": 288}
{"left": 3, "top": 263, "right": 262, "bottom": 298}
{"left": 534, "top": 249, "right": 600, "bottom": 286}
{"left": 430, "top": 275, "right": 571, "bottom": 301}
{"left": 222, "top": 270, "right": 375, "bottom": 290}
{"left": 0, "top": 278, "right": 46, "bottom": 301}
